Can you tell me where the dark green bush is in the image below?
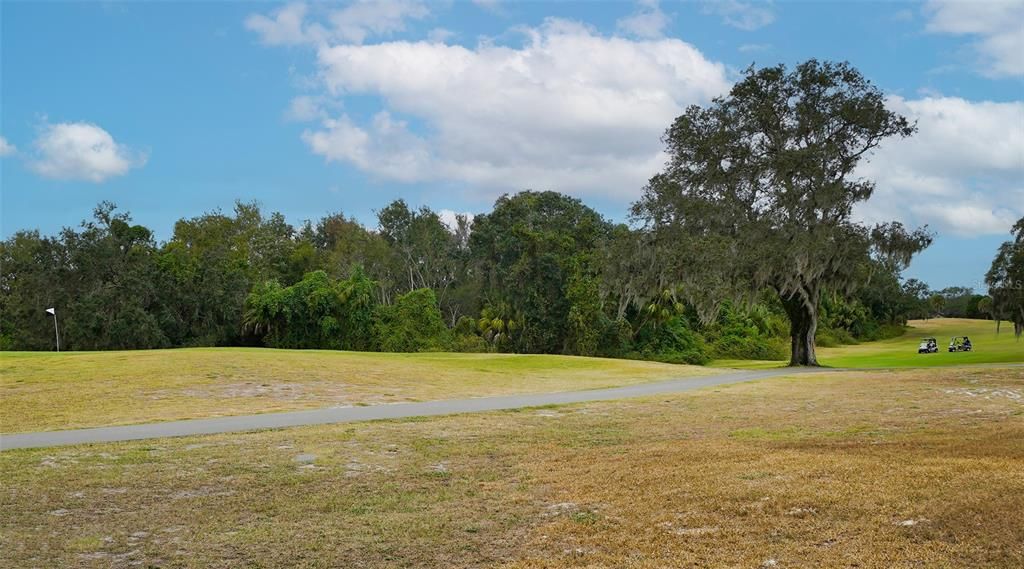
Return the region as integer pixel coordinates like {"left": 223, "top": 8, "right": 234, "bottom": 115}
{"left": 374, "top": 288, "right": 452, "bottom": 352}
{"left": 815, "top": 326, "right": 857, "bottom": 348}
{"left": 703, "top": 303, "right": 787, "bottom": 361}
{"left": 709, "top": 333, "right": 787, "bottom": 360}
{"left": 452, "top": 333, "right": 488, "bottom": 353}
{"left": 597, "top": 317, "right": 633, "bottom": 358}
{"left": 634, "top": 317, "right": 711, "bottom": 365}
{"left": 244, "top": 268, "right": 379, "bottom": 350}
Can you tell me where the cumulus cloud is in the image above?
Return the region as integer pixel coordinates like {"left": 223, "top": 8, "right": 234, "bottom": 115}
{"left": 924, "top": 0, "right": 1024, "bottom": 77}
{"left": 298, "top": 18, "right": 730, "bottom": 198}
{"left": 245, "top": 0, "right": 429, "bottom": 46}
{"left": 703, "top": 0, "right": 776, "bottom": 31}
{"left": 0, "top": 136, "right": 15, "bottom": 157}
{"left": 302, "top": 111, "right": 432, "bottom": 183}
{"left": 471, "top": 0, "right": 503, "bottom": 13}
{"left": 617, "top": 0, "right": 670, "bottom": 39}
{"left": 427, "top": 27, "right": 455, "bottom": 44}
{"left": 438, "top": 209, "right": 474, "bottom": 231}
{"left": 284, "top": 95, "right": 328, "bottom": 122}
{"left": 855, "top": 96, "right": 1024, "bottom": 236}
{"left": 248, "top": 6, "right": 1019, "bottom": 239}
{"left": 29, "top": 121, "right": 146, "bottom": 182}
{"left": 245, "top": 2, "right": 315, "bottom": 46}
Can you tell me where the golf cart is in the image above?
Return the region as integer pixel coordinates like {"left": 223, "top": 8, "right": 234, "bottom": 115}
{"left": 949, "top": 336, "right": 973, "bottom": 352}
{"left": 918, "top": 337, "right": 938, "bottom": 354}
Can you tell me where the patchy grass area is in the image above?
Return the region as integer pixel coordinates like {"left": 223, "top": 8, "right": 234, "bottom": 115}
{"left": 2, "top": 366, "right": 1022, "bottom": 567}
{"left": 0, "top": 349, "right": 713, "bottom": 433}
{"left": 715, "top": 318, "right": 1023, "bottom": 369}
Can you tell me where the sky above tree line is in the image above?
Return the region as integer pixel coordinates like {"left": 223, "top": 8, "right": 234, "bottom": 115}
{"left": 1, "top": 0, "right": 1021, "bottom": 291}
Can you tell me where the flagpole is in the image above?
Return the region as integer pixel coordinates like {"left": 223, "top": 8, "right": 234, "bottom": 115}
{"left": 46, "top": 308, "right": 60, "bottom": 352}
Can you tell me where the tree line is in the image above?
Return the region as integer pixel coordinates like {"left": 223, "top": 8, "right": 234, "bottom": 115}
{"left": 3, "top": 60, "right": 1020, "bottom": 362}
{"left": 0, "top": 192, "right": 924, "bottom": 359}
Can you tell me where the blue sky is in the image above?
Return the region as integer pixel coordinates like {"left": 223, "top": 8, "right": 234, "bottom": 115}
{"left": 1, "top": 0, "right": 1022, "bottom": 292}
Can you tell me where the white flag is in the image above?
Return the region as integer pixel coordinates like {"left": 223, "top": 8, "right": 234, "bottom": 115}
{"left": 45, "top": 308, "right": 56, "bottom": 315}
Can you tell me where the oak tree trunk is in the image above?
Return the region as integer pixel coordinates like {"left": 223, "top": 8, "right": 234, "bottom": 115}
{"left": 780, "top": 290, "right": 820, "bottom": 367}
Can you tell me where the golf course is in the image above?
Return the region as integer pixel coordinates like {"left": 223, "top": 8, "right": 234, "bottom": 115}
{"left": 1, "top": 319, "right": 1022, "bottom": 567}
{"left": 716, "top": 317, "right": 1023, "bottom": 369}
{"left": 4, "top": 3, "right": 1024, "bottom": 565}
{"left": 2, "top": 318, "right": 1018, "bottom": 434}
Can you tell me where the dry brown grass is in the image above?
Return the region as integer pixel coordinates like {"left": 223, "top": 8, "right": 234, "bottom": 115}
{"left": 0, "top": 348, "right": 711, "bottom": 433}
{"left": 1, "top": 366, "right": 1022, "bottom": 567}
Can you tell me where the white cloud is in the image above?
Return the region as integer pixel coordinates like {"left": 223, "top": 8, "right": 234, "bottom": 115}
{"left": 924, "top": 0, "right": 1024, "bottom": 77}
{"left": 892, "top": 8, "right": 915, "bottom": 22}
{"left": 246, "top": 1, "right": 429, "bottom": 46}
{"left": 0, "top": 136, "right": 15, "bottom": 157}
{"left": 300, "top": 18, "right": 730, "bottom": 198}
{"left": 617, "top": 0, "right": 670, "bottom": 39}
{"left": 284, "top": 95, "right": 328, "bottom": 122}
{"left": 738, "top": 43, "right": 771, "bottom": 53}
{"left": 251, "top": 9, "right": 1020, "bottom": 239}
{"left": 329, "top": 0, "right": 429, "bottom": 44}
{"left": 855, "top": 96, "right": 1024, "bottom": 236}
{"left": 29, "top": 121, "right": 146, "bottom": 182}
{"left": 427, "top": 27, "right": 455, "bottom": 44}
{"left": 245, "top": 3, "right": 318, "bottom": 46}
{"left": 471, "top": 0, "right": 503, "bottom": 13}
{"left": 438, "top": 209, "right": 474, "bottom": 231}
{"left": 302, "top": 111, "right": 431, "bottom": 183}
{"left": 703, "top": 0, "right": 776, "bottom": 31}
{"left": 910, "top": 203, "right": 1019, "bottom": 236}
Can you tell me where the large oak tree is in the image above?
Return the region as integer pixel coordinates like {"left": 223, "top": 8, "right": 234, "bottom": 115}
{"left": 986, "top": 217, "right": 1024, "bottom": 339}
{"left": 633, "top": 60, "right": 931, "bottom": 366}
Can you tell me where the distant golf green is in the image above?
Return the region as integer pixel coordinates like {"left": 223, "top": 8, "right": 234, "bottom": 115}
{"left": 716, "top": 318, "right": 1023, "bottom": 369}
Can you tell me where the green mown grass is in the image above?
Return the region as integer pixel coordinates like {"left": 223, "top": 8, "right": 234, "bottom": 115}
{"left": 715, "top": 318, "right": 1023, "bottom": 369}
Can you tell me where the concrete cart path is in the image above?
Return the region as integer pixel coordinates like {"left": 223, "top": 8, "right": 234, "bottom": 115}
{"left": 1, "top": 367, "right": 828, "bottom": 451}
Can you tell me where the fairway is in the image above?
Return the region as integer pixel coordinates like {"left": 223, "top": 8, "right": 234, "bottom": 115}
{"left": 819, "top": 318, "right": 1022, "bottom": 368}
{"left": 2, "top": 366, "right": 1021, "bottom": 567}
{"left": 0, "top": 349, "right": 716, "bottom": 433}
{"left": 715, "top": 318, "right": 1022, "bottom": 369}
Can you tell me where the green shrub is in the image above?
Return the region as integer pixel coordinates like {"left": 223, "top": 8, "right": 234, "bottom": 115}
{"left": 702, "top": 303, "right": 787, "bottom": 361}
{"left": 450, "top": 316, "right": 488, "bottom": 353}
{"left": 874, "top": 323, "right": 908, "bottom": 341}
{"left": 710, "top": 333, "right": 787, "bottom": 361}
{"left": 244, "top": 271, "right": 343, "bottom": 349}
{"left": 375, "top": 288, "right": 452, "bottom": 352}
{"left": 453, "top": 316, "right": 477, "bottom": 337}
{"left": 815, "top": 326, "right": 857, "bottom": 348}
{"left": 563, "top": 265, "right": 604, "bottom": 356}
{"left": 634, "top": 317, "right": 711, "bottom": 365}
{"left": 244, "top": 268, "right": 380, "bottom": 350}
{"left": 452, "top": 333, "right": 488, "bottom": 353}
{"left": 597, "top": 317, "right": 633, "bottom": 358}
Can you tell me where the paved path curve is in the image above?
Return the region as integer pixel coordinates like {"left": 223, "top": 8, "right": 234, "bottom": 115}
{"left": 1, "top": 367, "right": 828, "bottom": 451}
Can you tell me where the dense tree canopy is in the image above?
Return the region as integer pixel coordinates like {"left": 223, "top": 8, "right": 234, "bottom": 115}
{"left": 632, "top": 60, "right": 932, "bottom": 365}
{"left": 469, "top": 191, "right": 611, "bottom": 354}
{"left": 0, "top": 191, "right": 942, "bottom": 359}
{"left": 0, "top": 203, "right": 173, "bottom": 351}
{"left": 3, "top": 62, "right": 970, "bottom": 363}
